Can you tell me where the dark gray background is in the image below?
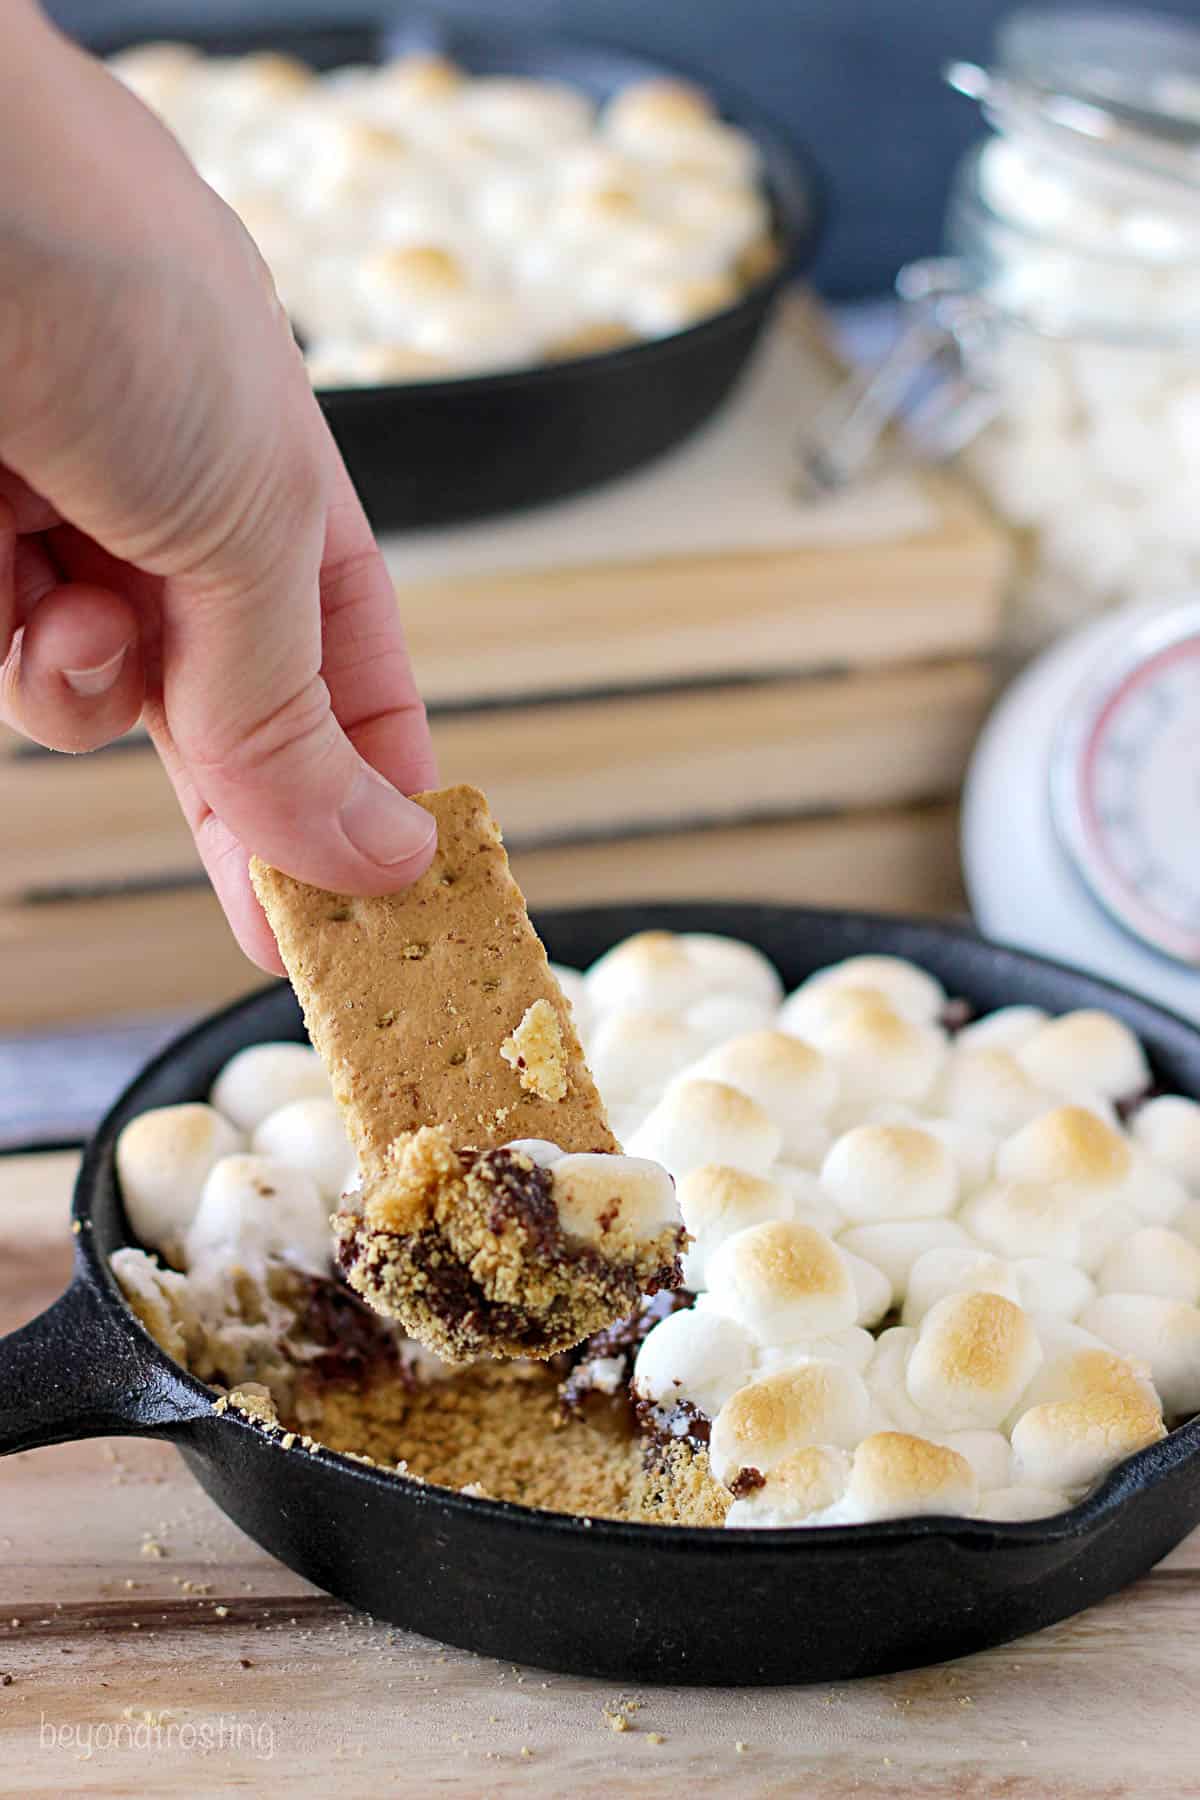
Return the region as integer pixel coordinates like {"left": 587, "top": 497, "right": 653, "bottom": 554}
{"left": 45, "top": 1, "right": 1200, "bottom": 293}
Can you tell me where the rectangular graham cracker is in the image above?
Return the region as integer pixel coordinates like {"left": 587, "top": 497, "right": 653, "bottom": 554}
{"left": 249, "top": 785, "right": 618, "bottom": 1176}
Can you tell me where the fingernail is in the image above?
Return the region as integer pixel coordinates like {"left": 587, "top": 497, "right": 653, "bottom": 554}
{"left": 62, "top": 644, "right": 128, "bottom": 698}
{"left": 340, "top": 770, "right": 436, "bottom": 868}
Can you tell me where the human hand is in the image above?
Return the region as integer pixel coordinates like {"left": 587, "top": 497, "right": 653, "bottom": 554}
{"left": 0, "top": 6, "right": 438, "bottom": 972}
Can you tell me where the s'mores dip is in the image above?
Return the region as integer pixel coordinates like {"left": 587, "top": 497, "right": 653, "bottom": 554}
{"left": 112, "top": 914, "right": 1200, "bottom": 1529}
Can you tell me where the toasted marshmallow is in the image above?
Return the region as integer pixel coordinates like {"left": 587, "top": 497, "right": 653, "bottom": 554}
{"left": 689, "top": 1031, "right": 838, "bottom": 1162}
{"left": 934, "top": 1049, "right": 1054, "bottom": 1134}
{"left": 1013, "top": 1256, "right": 1096, "bottom": 1321}
{"left": 865, "top": 1326, "right": 927, "bottom": 1434}
{"left": 1133, "top": 1096, "right": 1200, "bottom": 1192}
{"left": 841, "top": 1249, "right": 893, "bottom": 1328}
{"left": 252, "top": 1098, "right": 356, "bottom": 1201}
{"left": 705, "top": 1221, "right": 858, "bottom": 1343}
{"left": 1096, "top": 1227, "right": 1200, "bottom": 1305}
{"left": 1010, "top": 1344, "right": 1165, "bottom": 1488}
{"left": 872, "top": 1108, "right": 996, "bottom": 1196}
{"left": 184, "top": 1154, "right": 331, "bottom": 1279}
{"left": 902, "top": 1247, "right": 1021, "bottom": 1327}
{"left": 585, "top": 929, "right": 780, "bottom": 1017}
{"left": 708, "top": 1361, "right": 870, "bottom": 1486}
{"left": 820, "top": 1124, "right": 957, "bottom": 1224}
{"left": 503, "top": 1139, "right": 565, "bottom": 1169}
{"left": 832, "top": 1432, "right": 978, "bottom": 1524}
{"left": 110, "top": 1246, "right": 202, "bottom": 1368}
{"left": 962, "top": 1182, "right": 1086, "bottom": 1263}
{"left": 456, "top": 76, "right": 594, "bottom": 152}
{"left": 627, "top": 1079, "right": 782, "bottom": 1181}
{"left": 995, "top": 1106, "right": 1130, "bottom": 1209}
{"left": 976, "top": 1485, "right": 1071, "bottom": 1521}
{"left": 684, "top": 990, "right": 781, "bottom": 1049}
{"left": 1176, "top": 1199, "right": 1200, "bottom": 1252}
{"left": 781, "top": 956, "right": 946, "bottom": 1028}
{"left": 1124, "top": 1151, "right": 1188, "bottom": 1226}
{"left": 1015, "top": 1010, "right": 1149, "bottom": 1102}
{"left": 116, "top": 1103, "right": 244, "bottom": 1263}
{"left": 550, "top": 1152, "right": 680, "bottom": 1255}
{"left": 1074, "top": 1200, "right": 1143, "bottom": 1275}
{"left": 906, "top": 1292, "right": 1042, "bottom": 1431}
{"left": 632, "top": 1305, "right": 755, "bottom": 1419}
{"left": 837, "top": 1219, "right": 972, "bottom": 1298}
{"left": 779, "top": 989, "right": 946, "bottom": 1110}
{"left": 210, "top": 1043, "right": 329, "bottom": 1134}
{"left": 676, "top": 1165, "right": 791, "bottom": 1288}
{"left": 956, "top": 1006, "right": 1048, "bottom": 1055}
{"left": 1078, "top": 1293, "right": 1200, "bottom": 1417}
{"left": 724, "top": 1445, "right": 851, "bottom": 1528}
{"left": 587, "top": 1008, "right": 705, "bottom": 1107}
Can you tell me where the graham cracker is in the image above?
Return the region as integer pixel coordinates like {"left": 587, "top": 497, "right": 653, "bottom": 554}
{"left": 249, "top": 784, "right": 617, "bottom": 1176}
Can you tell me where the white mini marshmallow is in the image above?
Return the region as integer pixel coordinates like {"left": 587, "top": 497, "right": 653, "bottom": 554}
{"left": 935, "top": 1049, "right": 1055, "bottom": 1134}
{"left": 837, "top": 1219, "right": 972, "bottom": 1299}
{"left": 503, "top": 1139, "right": 566, "bottom": 1169}
{"left": 683, "top": 991, "right": 780, "bottom": 1050}
{"left": 781, "top": 956, "right": 946, "bottom": 1027}
{"left": 1013, "top": 1256, "right": 1096, "bottom": 1321}
{"left": 962, "top": 1182, "right": 1087, "bottom": 1263}
{"left": 820, "top": 1124, "right": 957, "bottom": 1224}
{"left": 1010, "top": 1344, "right": 1165, "bottom": 1489}
{"left": 1133, "top": 1096, "right": 1200, "bottom": 1192}
{"left": 724, "top": 1445, "right": 851, "bottom": 1528}
{"left": 778, "top": 989, "right": 946, "bottom": 1110}
{"left": 768, "top": 1165, "right": 844, "bottom": 1235}
{"left": 632, "top": 1305, "right": 755, "bottom": 1419}
{"left": 210, "top": 1043, "right": 329, "bottom": 1134}
{"left": 995, "top": 1106, "right": 1130, "bottom": 1211}
{"left": 252, "top": 1098, "right": 356, "bottom": 1201}
{"left": 841, "top": 1249, "right": 893, "bottom": 1328}
{"left": 926, "top": 1429, "right": 1012, "bottom": 1491}
{"left": 550, "top": 1152, "right": 680, "bottom": 1255}
{"left": 955, "top": 1006, "right": 1048, "bottom": 1055}
{"left": 184, "top": 1153, "right": 331, "bottom": 1279}
{"left": 865, "top": 1326, "right": 926, "bottom": 1434}
{"left": 548, "top": 964, "right": 591, "bottom": 1040}
{"left": 689, "top": 1031, "right": 838, "bottom": 1163}
{"left": 976, "top": 1485, "right": 1071, "bottom": 1521}
{"left": 1096, "top": 1227, "right": 1200, "bottom": 1305}
{"left": 708, "top": 1360, "right": 871, "bottom": 1486}
{"left": 1078, "top": 1293, "right": 1200, "bottom": 1417}
{"left": 1015, "top": 1010, "right": 1149, "bottom": 1102}
{"left": 905, "top": 1291, "right": 1042, "bottom": 1431}
{"left": 1176, "top": 1199, "right": 1200, "bottom": 1252}
{"left": 116, "top": 1103, "right": 244, "bottom": 1262}
{"left": 676, "top": 1165, "right": 791, "bottom": 1289}
{"left": 755, "top": 1325, "right": 876, "bottom": 1376}
{"left": 902, "top": 1247, "right": 1021, "bottom": 1327}
{"left": 627, "top": 1079, "right": 782, "bottom": 1182}
{"left": 1124, "top": 1151, "right": 1188, "bottom": 1226}
{"left": 587, "top": 1008, "right": 705, "bottom": 1107}
{"left": 1074, "top": 1201, "right": 1143, "bottom": 1275}
{"left": 680, "top": 934, "right": 784, "bottom": 1011}
{"left": 705, "top": 1221, "right": 858, "bottom": 1343}
{"left": 866, "top": 1103, "right": 997, "bottom": 1196}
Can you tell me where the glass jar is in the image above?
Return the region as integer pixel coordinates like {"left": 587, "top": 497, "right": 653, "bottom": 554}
{"left": 810, "top": 10, "right": 1200, "bottom": 660}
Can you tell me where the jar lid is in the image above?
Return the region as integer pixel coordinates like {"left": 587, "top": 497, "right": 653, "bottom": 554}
{"left": 948, "top": 7, "right": 1200, "bottom": 193}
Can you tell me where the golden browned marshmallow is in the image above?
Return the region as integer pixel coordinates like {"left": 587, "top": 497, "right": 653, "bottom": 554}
{"left": 707, "top": 1361, "right": 870, "bottom": 1486}
{"left": 996, "top": 1106, "right": 1131, "bottom": 1200}
{"left": 841, "top": 1432, "right": 979, "bottom": 1524}
{"left": 1015, "top": 1010, "right": 1149, "bottom": 1102}
{"left": 676, "top": 1164, "right": 792, "bottom": 1288}
{"left": 906, "top": 1291, "right": 1042, "bottom": 1431}
{"left": 1011, "top": 1344, "right": 1165, "bottom": 1490}
{"left": 627, "top": 1079, "right": 781, "bottom": 1181}
{"left": 724, "top": 1445, "right": 852, "bottom": 1528}
{"left": 705, "top": 1220, "right": 859, "bottom": 1343}
{"left": 935, "top": 1049, "right": 1053, "bottom": 1134}
{"left": 779, "top": 989, "right": 946, "bottom": 1110}
{"left": 691, "top": 1030, "right": 839, "bottom": 1161}
{"left": 820, "top": 1123, "right": 958, "bottom": 1224}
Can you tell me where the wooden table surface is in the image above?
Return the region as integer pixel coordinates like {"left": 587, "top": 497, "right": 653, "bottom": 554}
{"left": 2, "top": 1151, "right": 1199, "bottom": 1798}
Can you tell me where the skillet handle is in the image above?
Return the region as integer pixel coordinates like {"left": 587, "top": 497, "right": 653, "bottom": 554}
{"left": 0, "top": 1276, "right": 209, "bottom": 1455}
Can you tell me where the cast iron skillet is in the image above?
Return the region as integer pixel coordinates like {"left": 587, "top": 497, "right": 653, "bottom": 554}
{"left": 88, "top": 17, "right": 823, "bottom": 529}
{"left": 3, "top": 903, "right": 1199, "bottom": 1686}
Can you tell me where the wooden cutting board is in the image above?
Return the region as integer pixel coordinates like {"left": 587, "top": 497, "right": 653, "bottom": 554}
{"left": 0, "top": 1150, "right": 1195, "bottom": 1797}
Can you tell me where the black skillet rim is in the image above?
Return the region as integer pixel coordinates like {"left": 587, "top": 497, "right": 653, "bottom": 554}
{"left": 73, "top": 902, "right": 1200, "bottom": 1552}
{"left": 90, "top": 14, "right": 825, "bottom": 399}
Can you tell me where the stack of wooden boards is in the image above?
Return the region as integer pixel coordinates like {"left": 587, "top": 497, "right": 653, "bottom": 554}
{"left": 0, "top": 296, "right": 1007, "bottom": 1028}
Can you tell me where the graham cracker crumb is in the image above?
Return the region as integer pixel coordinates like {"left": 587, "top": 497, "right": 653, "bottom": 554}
{"left": 501, "top": 999, "right": 569, "bottom": 1103}
{"left": 647, "top": 1732, "right": 665, "bottom": 1746}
